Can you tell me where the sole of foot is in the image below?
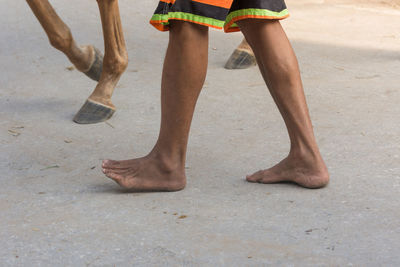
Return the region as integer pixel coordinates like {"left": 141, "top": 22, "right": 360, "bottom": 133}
{"left": 224, "top": 48, "right": 257, "bottom": 69}
{"left": 73, "top": 99, "right": 115, "bottom": 124}
{"left": 246, "top": 174, "right": 329, "bottom": 189}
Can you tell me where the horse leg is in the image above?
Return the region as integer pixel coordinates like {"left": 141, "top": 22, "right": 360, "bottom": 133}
{"left": 26, "top": 0, "right": 103, "bottom": 81}
{"left": 225, "top": 38, "right": 256, "bottom": 69}
{"left": 73, "top": 0, "right": 128, "bottom": 124}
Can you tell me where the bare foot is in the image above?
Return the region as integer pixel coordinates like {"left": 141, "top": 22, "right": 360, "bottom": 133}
{"left": 102, "top": 154, "right": 186, "bottom": 192}
{"left": 246, "top": 152, "right": 329, "bottom": 189}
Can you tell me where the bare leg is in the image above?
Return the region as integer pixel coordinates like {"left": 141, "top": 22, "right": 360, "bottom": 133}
{"left": 238, "top": 19, "right": 329, "bottom": 188}
{"left": 26, "top": 0, "right": 99, "bottom": 76}
{"left": 225, "top": 38, "right": 256, "bottom": 69}
{"left": 102, "top": 21, "right": 208, "bottom": 191}
{"left": 73, "top": 0, "right": 128, "bottom": 124}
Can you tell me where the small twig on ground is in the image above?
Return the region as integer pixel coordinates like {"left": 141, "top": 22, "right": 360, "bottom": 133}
{"left": 40, "top": 165, "right": 59, "bottom": 171}
{"left": 105, "top": 122, "right": 115, "bottom": 128}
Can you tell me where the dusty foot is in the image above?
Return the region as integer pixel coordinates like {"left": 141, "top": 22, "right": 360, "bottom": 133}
{"left": 246, "top": 153, "right": 329, "bottom": 189}
{"left": 102, "top": 154, "right": 186, "bottom": 192}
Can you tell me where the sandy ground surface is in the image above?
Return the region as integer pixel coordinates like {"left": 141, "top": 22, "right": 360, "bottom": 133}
{"left": 327, "top": 0, "right": 400, "bottom": 8}
{"left": 1, "top": 0, "right": 399, "bottom": 265}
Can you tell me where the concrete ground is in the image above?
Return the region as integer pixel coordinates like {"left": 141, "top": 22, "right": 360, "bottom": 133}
{"left": 1, "top": 0, "right": 399, "bottom": 265}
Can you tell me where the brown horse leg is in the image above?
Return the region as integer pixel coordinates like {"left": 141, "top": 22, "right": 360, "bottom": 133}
{"left": 225, "top": 38, "right": 256, "bottom": 69}
{"left": 26, "top": 0, "right": 103, "bottom": 81}
{"left": 73, "top": 0, "right": 128, "bottom": 124}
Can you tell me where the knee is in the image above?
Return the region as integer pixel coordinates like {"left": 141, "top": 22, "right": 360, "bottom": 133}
{"left": 49, "top": 26, "right": 73, "bottom": 52}
{"left": 103, "top": 52, "right": 128, "bottom": 75}
{"left": 169, "top": 21, "right": 208, "bottom": 40}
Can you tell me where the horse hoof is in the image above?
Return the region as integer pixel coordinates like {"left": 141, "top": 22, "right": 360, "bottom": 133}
{"left": 84, "top": 47, "right": 103, "bottom": 81}
{"left": 224, "top": 49, "right": 257, "bottom": 69}
{"left": 73, "top": 99, "right": 115, "bottom": 124}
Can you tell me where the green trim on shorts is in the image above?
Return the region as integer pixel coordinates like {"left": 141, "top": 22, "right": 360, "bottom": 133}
{"left": 225, "top": 8, "right": 289, "bottom": 29}
{"left": 150, "top": 12, "right": 225, "bottom": 29}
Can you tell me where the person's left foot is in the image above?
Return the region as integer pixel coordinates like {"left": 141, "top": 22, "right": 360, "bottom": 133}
{"left": 102, "top": 154, "right": 186, "bottom": 192}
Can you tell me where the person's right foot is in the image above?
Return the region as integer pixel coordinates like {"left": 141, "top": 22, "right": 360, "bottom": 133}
{"left": 246, "top": 151, "right": 329, "bottom": 189}
{"left": 102, "top": 153, "right": 186, "bottom": 192}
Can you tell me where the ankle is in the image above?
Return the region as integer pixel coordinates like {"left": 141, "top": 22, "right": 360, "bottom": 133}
{"left": 288, "top": 148, "right": 328, "bottom": 178}
{"left": 288, "top": 145, "right": 324, "bottom": 166}
{"left": 149, "top": 148, "right": 186, "bottom": 173}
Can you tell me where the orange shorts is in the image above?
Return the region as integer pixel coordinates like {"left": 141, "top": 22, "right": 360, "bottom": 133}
{"left": 150, "top": 0, "right": 289, "bottom": 32}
